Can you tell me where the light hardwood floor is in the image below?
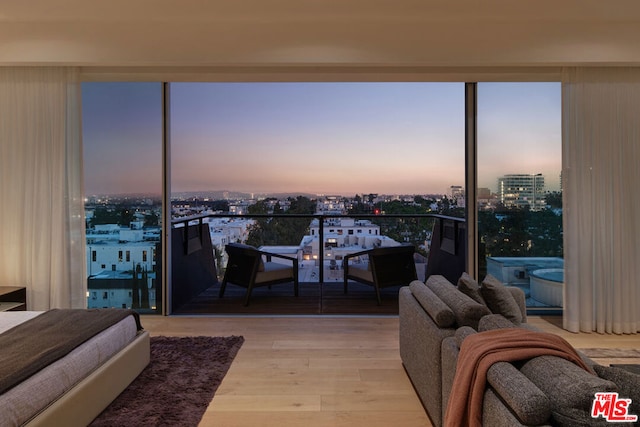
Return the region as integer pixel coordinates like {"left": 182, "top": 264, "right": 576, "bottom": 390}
{"left": 141, "top": 315, "right": 640, "bottom": 427}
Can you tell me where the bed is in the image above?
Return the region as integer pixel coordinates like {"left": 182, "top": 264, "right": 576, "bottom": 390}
{"left": 0, "top": 309, "right": 150, "bottom": 427}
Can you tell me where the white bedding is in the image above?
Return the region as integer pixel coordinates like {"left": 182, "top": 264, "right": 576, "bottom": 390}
{"left": 0, "top": 311, "right": 139, "bottom": 427}
{"left": 0, "top": 311, "right": 43, "bottom": 334}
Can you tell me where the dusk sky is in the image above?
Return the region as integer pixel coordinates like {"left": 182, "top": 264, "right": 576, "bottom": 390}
{"left": 82, "top": 82, "right": 561, "bottom": 197}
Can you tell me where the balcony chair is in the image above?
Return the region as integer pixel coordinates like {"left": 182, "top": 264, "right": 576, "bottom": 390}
{"left": 219, "top": 243, "right": 299, "bottom": 306}
{"left": 343, "top": 245, "right": 417, "bottom": 305}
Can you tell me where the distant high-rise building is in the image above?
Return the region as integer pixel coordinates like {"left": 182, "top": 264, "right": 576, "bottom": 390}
{"left": 498, "top": 174, "right": 546, "bottom": 211}
{"left": 450, "top": 185, "right": 464, "bottom": 198}
{"left": 450, "top": 185, "right": 465, "bottom": 208}
{"left": 559, "top": 171, "right": 563, "bottom": 192}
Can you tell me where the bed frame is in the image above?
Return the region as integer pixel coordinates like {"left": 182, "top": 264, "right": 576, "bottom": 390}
{"left": 25, "top": 330, "right": 150, "bottom": 427}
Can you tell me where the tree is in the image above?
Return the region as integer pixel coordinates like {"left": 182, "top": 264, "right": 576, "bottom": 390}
{"left": 246, "top": 196, "right": 315, "bottom": 247}
{"left": 245, "top": 201, "right": 270, "bottom": 247}
{"left": 288, "top": 196, "right": 315, "bottom": 214}
{"left": 213, "top": 245, "right": 224, "bottom": 281}
{"left": 145, "top": 211, "right": 159, "bottom": 227}
{"left": 91, "top": 207, "right": 121, "bottom": 226}
{"left": 479, "top": 207, "right": 563, "bottom": 260}
{"left": 545, "top": 191, "right": 563, "bottom": 209}
{"left": 528, "top": 208, "right": 563, "bottom": 256}
{"left": 348, "top": 194, "right": 370, "bottom": 214}
{"left": 207, "top": 200, "right": 230, "bottom": 212}
{"left": 368, "top": 199, "right": 435, "bottom": 257}
{"left": 131, "top": 264, "right": 141, "bottom": 308}
{"left": 247, "top": 200, "right": 268, "bottom": 215}
{"left": 119, "top": 208, "right": 135, "bottom": 226}
{"left": 140, "top": 266, "right": 150, "bottom": 309}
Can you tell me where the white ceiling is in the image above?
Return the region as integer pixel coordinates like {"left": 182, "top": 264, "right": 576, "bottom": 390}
{"left": 2, "top": 0, "right": 640, "bottom": 69}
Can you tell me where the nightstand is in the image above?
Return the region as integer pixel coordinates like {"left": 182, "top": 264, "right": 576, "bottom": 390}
{"left": 0, "top": 286, "right": 27, "bottom": 311}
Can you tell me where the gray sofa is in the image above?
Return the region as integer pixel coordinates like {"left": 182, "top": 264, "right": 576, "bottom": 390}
{"left": 399, "top": 274, "right": 637, "bottom": 427}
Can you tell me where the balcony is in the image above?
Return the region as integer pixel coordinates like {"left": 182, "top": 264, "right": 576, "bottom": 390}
{"left": 170, "top": 213, "right": 466, "bottom": 315}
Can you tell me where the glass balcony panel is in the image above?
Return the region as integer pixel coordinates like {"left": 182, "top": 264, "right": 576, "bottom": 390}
{"left": 169, "top": 211, "right": 464, "bottom": 315}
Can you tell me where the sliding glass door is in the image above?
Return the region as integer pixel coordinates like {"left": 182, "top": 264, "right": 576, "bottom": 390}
{"left": 168, "top": 82, "right": 465, "bottom": 313}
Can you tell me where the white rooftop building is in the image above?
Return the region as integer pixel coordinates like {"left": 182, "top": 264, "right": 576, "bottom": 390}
{"left": 303, "top": 217, "right": 401, "bottom": 262}
{"left": 86, "top": 223, "right": 160, "bottom": 310}
{"left": 316, "top": 196, "right": 346, "bottom": 215}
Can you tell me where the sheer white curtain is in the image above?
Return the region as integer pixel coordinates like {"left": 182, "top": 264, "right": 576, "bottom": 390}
{"left": 562, "top": 67, "right": 640, "bottom": 334}
{"left": 0, "top": 67, "right": 86, "bottom": 310}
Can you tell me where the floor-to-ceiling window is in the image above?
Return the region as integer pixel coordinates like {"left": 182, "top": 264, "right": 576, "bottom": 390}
{"left": 81, "top": 80, "right": 561, "bottom": 314}
{"left": 477, "top": 82, "right": 563, "bottom": 311}
{"left": 82, "top": 82, "right": 163, "bottom": 313}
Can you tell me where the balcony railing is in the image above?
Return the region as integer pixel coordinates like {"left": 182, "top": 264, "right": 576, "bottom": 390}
{"left": 171, "top": 213, "right": 456, "bottom": 281}
{"left": 169, "top": 213, "right": 470, "bottom": 313}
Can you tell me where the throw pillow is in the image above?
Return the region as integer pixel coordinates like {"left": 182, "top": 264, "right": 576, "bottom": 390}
{"left": 409, "top": 281, "right": 456, "bottom": 328}
{"left": 593, "top": 364, "right": 640, "bottom": 420}
{"left": 426, "top": 275, "right": 491, "bottom": 330}
{"left": 481, "top": 274, "right": 523, "bottom": 324}
{"left": 457, "top": 272, "right": 487, "bottom": 306}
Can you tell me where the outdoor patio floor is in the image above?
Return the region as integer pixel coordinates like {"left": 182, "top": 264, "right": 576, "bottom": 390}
{"left": 172, "top": 281, "right": 402, "bottom": 315}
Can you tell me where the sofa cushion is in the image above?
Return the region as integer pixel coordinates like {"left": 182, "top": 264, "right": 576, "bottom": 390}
{"left": 478, "top": 314, "right": 520, "bottom": 331}
{"left": 481, "top": 274, "right": 523, "bottom": 324}
{"left": 254, "top": 262, "right": 294, "bottom": 283}
{"left": 409, "top": 280, "right": 456, "bottom": 328}
{"left": 457, "top": 272, "right": 487, "bottom": 306}
{"left": 520, "top": 355, "right": 617, "bottom": 426}
{"left": 593, "top": 364, "right": 640, "bottom": 420}
{"left": 426, "top": 275, "right": 491, "bottom": 330}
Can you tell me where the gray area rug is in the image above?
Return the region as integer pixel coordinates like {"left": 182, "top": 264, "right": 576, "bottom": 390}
{"left": 90, "top": 335, "right": 244, "bottom": 427}
{"left": 579, "top": 348, "right": 640, "bottom": 358}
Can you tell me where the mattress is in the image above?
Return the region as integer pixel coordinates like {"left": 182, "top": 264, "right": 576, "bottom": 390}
{"left": 0, "top": 311, "right": 140, "bottom": 427}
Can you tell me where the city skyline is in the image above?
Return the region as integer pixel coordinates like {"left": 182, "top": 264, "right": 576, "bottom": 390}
{"left": 82, "top": 82, "right": 561, "bottom": 196}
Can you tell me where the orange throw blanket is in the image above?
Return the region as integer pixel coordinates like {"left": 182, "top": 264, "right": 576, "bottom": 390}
{"left": 444, "top": 328, "right": 594, "bottom": 427}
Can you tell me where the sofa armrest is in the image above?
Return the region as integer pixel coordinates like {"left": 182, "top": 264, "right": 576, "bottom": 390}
{"left": 483, "top": 389, "right": 553, "bottom": 427}
{"left": 486, "top": 362, "right": 552, "bottom": 425}
{"left": 521, "top": 355, "right": 617, "bottom": 426}
{"left": 454, "top": 326, "right": 476, "bottom": 348}
{"left": 399, "top": 287, "right": 456, "bottom": 427}
{"left": 444, "top": 330, "right": 554, "bottom": 427}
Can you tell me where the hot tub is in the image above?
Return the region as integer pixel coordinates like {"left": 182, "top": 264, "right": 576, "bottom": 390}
{"left": 530, "top": 268, "right": 564, "bottom": 307}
